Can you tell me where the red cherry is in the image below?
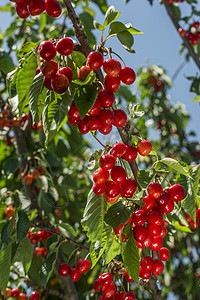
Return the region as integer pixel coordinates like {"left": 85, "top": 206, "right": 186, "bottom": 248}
{"left": 88, "top": 98, "right": 101, "bottom": 116}
{"left": 124, "top": 269, "right": 134, "bottom": 282}
{"left": 17, "top": 293, "right": 26, "bottom": 300}
{"left": 103, "top": 59, "right": 121, "bottom": 77}
{"left": 78, "top": 117, "right": 89, "bottom": 134}
{"left": 132, "top": 225, "right": 148, "bottom": 243}
{"left": 142, "top": 233, "right": 153, "bottom": 248}
{"left": 39, "top": 41, "right": 56, "bottom": 61}
{"left": 105, "top": 181, "right": 120, "bottom": 198}
{"left": 147, "top": 183, "right": 163, "bottom": 199}
{"left": 51, "top": 74, "right": 69, "bottom": 94}
{"left": 142, "top": 195, "right": 155, "bottom": 211}
{"left": 56, "top": 37, "right": 74, "bottom": 56}
{"left": 68, "top": 102, "right": 80, "bottom": 121}
{"left": 111, "top": 143, "right": 127, "bottom": 157}
{"left": 132, "top": 209, "right": 147, "bottom": 226}
{"left": 59, "top": 67, "right": 73, "bottom": 82}
{"left": 88, "top": 116, "right": 102, "bottom": 131}
{"left": 104, "top": 75, "right": 120, "bottom": 92}
{"left": 93, "top": 168, "right": 109, "bottom": 185}
{"left": 30, "top": 291, "right": 39, "bottom": 300}
{"left": 11, "top": 288, "right": 20, "bottom": 298}
{"left": 126, "top": 291, "right": 136, "bottom": 299}
{"left": 113, "top": 109, "right": 127, "bottom": 127}
{"left": 141, "top": 256, "right": 153, "bottom": 271}
{"left": 77, "top": 258, "right": 90, "bottom": 273}
{"left": 93, "top": 183, "right": 105, "bottom": 195}
{"left": 178, "top": 27, "right": 186, "bottom": 37}
{"left": 157, "top": 192, "right": 169, "bottom": 206}
{"left": 45, "top": 0, "right": 62, "bottom": 18}
{"left": 41, "top": 60, "right": 58, "bottom": 78}
{"left": 192, "top": 21, "right": 200, "bottom": 29}
{"left": 69, "top": 268, "right": 81, "bottom": 282}
{"left": 139, "top": 266, "right": 151, "bottom": 279}
{"left": 28, "top": 0, "right": 46, "bottom": 16}
{"left": 120, "top": 67, "right": 136, "bottom": 85}
{"left": 196, "top": 208, "right": 200, "bottom": 219}
{"left": 5, "top": 206, "right": 15, "bottom": 218}
{"left": 160, "top": 226, "right": 167, "bottom": 239}
{"left": 191, "top": 37, "right": 198, "bottom": 45}
{"left": 148, "top": 210, "right": 163, "bottom": 226}
{"left": 102, "top": 282, "right": 116, "bottom": 298}
{"left": 149, "top": 236, "right": 163, "bottom": 251}
{"left": 99, "top": 124, "right": 112, "bottom": 135}
{"left": 163, "top": 199, "right": 174, "bottom": 214}
{"left": 15, "top": 2, "right": 30, "bottom": 18}
{"left": 97, "top": 89, "right": 115, "bottom": 108}
{"left": 158, "top": 247, "right": 170, "bottom": 261}
{"left": 148, "top": 223, "right": 162, "bottom": 236}
{"left": 167, "top": 184, "right": 185, "bottom": 202}
{"left": 58, "top": 263, "right": 71, "bottom": 276}
{"left": 87, "top": 51, "right": 104, "bottom": 70}
{"left": 121, "top": 178, "right": 137, "bottom": 198}
{"left": 78, "top": 65, "right": 92, "bottom": 81}
{"left": 99, "top": 154, "right": 116, "bottom": 170}
{"left": 68, "top": 117, "right": 79, "bottom": 126}
{"left": 123, "top": 145, "right": 137, "bottom": 161}
{"left": 137, "top": 140, "right": 152, "bottom": 156}
{"left": 93, "top": 279, "right": 102, "bottom": 292}
{"left": 44, "top": 77, "right": 53, "bottom": 90}
{"left": 111, "top": 166, "right": 126, "bottom": 184}
{"left": 152, "top": 259, "right": 164, "bottom": 275}
{"left": 98, "top": 109, "right": 115, "bottom": 125}
{"left": 105, "top": 193, "right": 119, "bottom": 204}
{"left": 98, "top": 272, "right": 113, "bottom": 284}
{"left": 41, "top": 247, "right": 48, "bottom": 256}
{"left": 34, "top": 247, "right": 42, "bottom": 257}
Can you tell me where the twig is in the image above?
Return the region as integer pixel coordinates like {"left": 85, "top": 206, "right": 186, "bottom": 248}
{"left": 171, "top": 60, "right": 187, "bottom": 82}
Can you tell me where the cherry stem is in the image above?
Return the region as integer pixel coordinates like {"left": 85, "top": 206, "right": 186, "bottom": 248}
{"left": 111, "top": 51, "right": 126, "bottom": 67}
{"left": 89, "top": 131, "right": 106, "bottom": 148}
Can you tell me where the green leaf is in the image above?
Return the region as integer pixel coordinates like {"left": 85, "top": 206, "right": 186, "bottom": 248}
{"left": 17, "top": 42, "right": 40, "bottom": 58}
{"left": 28, "top": 256, "right": 44, "bottom": 283}
{"left": 122, "top": 225, "right": 139, "bottom": 284}
{"left": 81, "top": 189, "right": 107, "bottom": 242}
{"left": 58, "top": 223, "right": 77, "bottom": 237}
{"left": 103, "top": 233, "right": 121, "bottom": 264}
{"left": 16, "top": 52, "right": 37, "bottom": 113}
{"left": 6, "top": 68, "right": 18, "bottom": 99}
{"left": 117, "top": 31, "right": 135, "bottom": 53}
{"left": 172, "top": 4, "right": 181, "bottom": 21}
{"left": 16, "top": 211, "right": 31, "bottom": 242}
{"left": 40, "top": 250, "right": 58, "bottom": 287}
{"left": 193, "top": 95, "right": 200, "bottom": 103}
{"left": 71, "top": 51, "right": 87, "bottom": 68}
{"left": 109, "top": 22, "right": 143, "bottom": 37}
{"left": 1, "top": 218, "right": 15, "bottom": 244}
{"left": 0, "top": 49, "right": 15, "bottom": 74}
{"left": 104, "top": 202, "right": 131, "bottom": 229}
{"left": 74, "top": 85, "right": 97, "bottom": 119}
{"left": 39, "top": 13, "right": 47, "bottom": 33}
{"left": 158, "top": 158, "right": 191, "bottom": 178}
{"left": 104, "top": 6, "right": 120, "bottom": 28}
{"left": 46, "top": 235, "right": 59, "bottom": 252}
{"left": 190, "top": 78, "right": 200, "bottom": 95}
{"left": 0, "top": 244, "right": 11, "bottom": 295}
{"left": 13, "top": 237, "right": 33, "bottom": 274}
{"left": 125, "top": 23, "right": 143, "bottom": 35}
{"left": 93, "top": 20, "right": 105, "bottom": 31}
{"left": 29, "top": 73, "right": 44, "bottom": 123}
{"left": 137, "top": 170, "right": 154, "bottom": 189}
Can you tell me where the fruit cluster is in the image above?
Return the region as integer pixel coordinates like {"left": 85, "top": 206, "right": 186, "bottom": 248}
{"left": 178, "top": 21, "right": 200, "bottom": 45}
{"left": 10, "top": 0, "right": 62, "bottom": 19}
{"left": 147, "top": 76, "right": 164, "bottom": 92}
{"left": 0, "top": 109, "right": 20, "bottom": 129}
{"left": 58, "top": 258, "right": 90, "bottom": 282}
{"left": 92, "top": 141, "right": 152, "bottom": 199}
{"left": 5, "top": 288, "right": 39, "bottom": 300}
{"left": 68, "top": 52, "right": 136, "bottom": 135}
{"left": 27, "top": 229, "right": 55, "bottom": 244}
{"left": 93, "top": 271, "right": 136, "bottom": 299}
{"left": 38, "top": 38, "right": 74, "bottom": 94}
{"left": 23, "top": 168, "right": 41, "bottom": 186}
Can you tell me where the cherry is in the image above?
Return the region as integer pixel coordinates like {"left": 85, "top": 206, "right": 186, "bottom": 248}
{"left": 41, "top": 247, "right": 48, "bottom": 256}
{"left": 149, "top": 236, "right": 163, "bottom": 251}
{"left": 78, "top": 117, "right": 89, "bottom": 134}
{"left": 68, "top": 117, "right": 78, "bottom": 126}
{"left": 45, "top": 0, "right": 62, "bottom": 18}
{"left": 93, "top": 168, "right": 109, "bottom": 185}
{"left": 113, "top": 109, "right": 127, "bottom": 128}
{"left": 97, "top": 89, "right": 115, "bottom": 108}
{"left": 11, "top": 288, "right": 20, "bottom": 298}
{"left": 99, "top": 154, "right": 116, "bottom": 170}
{"left": 111, "top": 143, "right": 127, "bottom": 157}
{"left": 56, "top": 37, "right": 74, "bottom": 56}
{"left": 29, "top": 234, "right": 38, "bottom": 245}
{"left": 126, "top": 291, "right": 136, "bottom": 299}
{"left": 132, "top": 225, "right": 148, "bottom": 242}
{"left": 148, "top": 223, "right": 162, "bottom": 236}
{"left": 32, "top": 169, "right": 40, "bottom": 180}
{"left": 123, "top": 145, "right": 137, "bottom": 161}
{"left": 15, "top": 2, "right": 30, "bottom": 18}
{"left": 137, "top": 140, "right": 152, "bottom": 156}
{"left": 191, "top": 37, "right": 198, "bottom": 45}
{"left": 103, "top": 58, "right": 121, "bottom": 77}
{"left": 105, "top": 193, "right": 119, "bottom": 204}
{"left": 34, "top": 247, "right": 43, "bottom": 257}
{"left": 152, "top": 259, "right": 164, "bottom": 275}
{"left": 17, "top": 293, "right": 26, "bottom": 300}
{"left": 5, "top": 206, "right": 15, "bottom": 218}
{"left": 58, "top": 263, "right": 71, "bottom": 276}
{"left": 124, "top": 269, "right": 134, "bottom": 282}
{"left": 28, "top": 0, "right": 46, "bottom": 16}
{"left": 39, "top": 41, "right": 56, "bottom": 61}
{"left": 139, "top": 266, "right": 151, "bottom": 279}
{"left": 24, "top": 174, "right": 33, "bottom": 185}
{"left": 88, "top": 98, "right": 101, "bottom": 116}
{"left": 30, "top": 291, "right": 39, "bottom": 300}
{"left": 120, "top": 178, "right": 137, "bottom": 198}
{"left": 167, "top": 184, "right": 185, "bottom": 202}
{"left": 163, "top": 199, "right": 174, "bottom": 214}
{"left": 160, "top": 226, "right": 167, "bottom": 239}
{"left": 93, "top": 183, "right": 105, "bottom": 195}
{"left": 141, "top": 256, "right": 153, "bottom": 271}
{"left": 52, "top": 74, "right": 69, "bottom": 94}
{"left": 59, "top": 67, "right": 73, "bottom": 82}
{"left": 93, "top": 279, "right": 102, "bottom": 292}
{"left": 111, "top": 166, "right": 126, "bottom": 184}
{"left": 158, "top": 247, "right": 170, "bottom": 261}
{"left": 87, "top": 51, "right": 104, "bottom": 70}
{"left": 178, "top": 28, "right": 186, "bottom": 37}
{"left": 77, "top": 258, "right": 90, "bottom": 273}
{"left": 105, "top": 181, "right": 120, "bottom": 198}
{"left": 99, "top": 124, "right": 112, "bottom": 135}
{"left": 148, "top": 210, "right": 163, "bottom": 226}
{"left": 104, "top": 75, "right": 121, "bottom": 92}
{"left": 68, "top": 102, "right": 80, "bottom": 121}
{"left": 78, "top": 65, "right": 92, "bottom": 81}
{"left": 142, "top": 233, "right": 153, "bottom": 248}
{"left": 192, "top": 21, "right": 200, "bottom": 29}
{"left": 44, "top": 77, "right": 53, "bottom": 90}
{"left": 132, "top": 209, "right": 147, "bottom": 226}
{"left": 98, "top": 272, "right": 113, "bottom": 283}
{"left": 157, "top": 192, "right": 169, "bottom": 206}
{"left": 142, "top": 195, "right": 155, "bottom": 211}
{"left": 120, "top": 67, "right": 136, "bottom": 85}
{"left": 102, "top": 282, "right": 116, "bottom": 298}
{"left": 147, "top": 183, "right": 163, "bottom": 199}
{"left": 88, "top": 116, "right": 102, "bottom": 131}
{"left": 98, "top": 109, "right": 115, "bottom": 125}
{"left": 196, "top": 208, "right": 200, "bottom": 219}
{"left": 41, "top": 60, "right": 58, "bottom": 78}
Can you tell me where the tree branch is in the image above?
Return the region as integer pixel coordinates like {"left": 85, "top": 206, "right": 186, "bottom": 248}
{"left": 163, "top": 2, "right": 200, "bottom": 70}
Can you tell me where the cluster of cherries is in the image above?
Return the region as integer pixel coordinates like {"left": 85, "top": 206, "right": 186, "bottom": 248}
{"left": 10, "top": 0, "right": 62, "bottom": 19}
{"left": 0, "top": 109, "right": 20, "bottom": 129}
{"left": 68, "top": 51, "right": 136, "bottom": 135}
{"left": 23, "top": 168, "right": 41, "bottom": 186}
{"left": 5, "top": 288, "right": 39, "bottom": 300}
{"left": 93, "top": 271, "right": 136, "bottom": 299}
{"left": 38, "top": 38, "right": 74, "bottom": 94}
{"left": 179, "top": 21, "right": 200, "bottom": 45}
{"left": 147, "top": 76, "right": 164, "bottom": 93}
{"left": 92, "top": 140, "right": 152, "bottom": 199}
{"left": 58, "top": 258, "right": 90, "bottom": 282}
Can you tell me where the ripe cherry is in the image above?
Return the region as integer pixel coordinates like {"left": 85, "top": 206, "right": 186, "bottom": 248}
{"left": 105, "top": 193, "right": 119, "bottom": 204}
{"left": 132, "top": 209, "right": 147, "bottom": 226}
{"left": 52, "top": 74, "right": 69, "bottom": 94}
{"left": 157, "top": 192, "right": 169, "bottom": 206}
{"left": 39, "top": 41, "right": 56, "bottom": 61}
{"left": 28, "top": 0, "right": 46, "bottom": 16}
{"left": 132, "top": 225, "right": 148, "bottom": 243}
{"left": 103, "top": 58, "right": 121, "bottom": 77}
{"left": 45, "top": 0, "right": 62, "bottom": 18}
{"left": 41, "top": 247, "right": 48, "bottom": 256}
{"left": 142, "top": 195, "right": 155, "bottom": 211}
{"left": 102, "top": 282, "right": 116, "bottom": 298}
{"left": 68, "top": 102, "right": 80, "bottom": 121}
{"left": 93, "top": 279, "right": 102, "bottom": 292}
{"left": 147, "top": 183, "right": 163, "bottom": 199}
{"left": 87, "top": 51, "right": 104, "bottom": 70}
{"left": 105, "top": 180, "right": 120, "bottom": 198}
{"left": 56, "top": 37, "right": 74, "bottom": 56}
{"left": 68, "top": 117, "right": 78, "bottom": 126}
{"left": 152, "top": 259, "right": 164, "bottom": 275}
{"left": 77, "top": 258, "right": 90, "bottom": 273}
{"left": 104, "top": 75, "right": 121, "bottom": 92}
{"left": 59, "top": 67, "right": 73, "bottom": 82}
{"left": 58, "top": 263, "right": 71, "bottom": 276}
{"left": 167, "top": 184, "right": 185, "bottom": 202}
{"left": 44, "top": 77, "right": 53, "bottom": 90}
{"left": 111, "top": 165, "right": 126, "bottom": 184}
{"left": 149, "top": 236, "right": 163, "bottom": 251}
{"left": 141, "top": 256, "right": 153, "bottom": 271}
{"left": 99, "top": 154, "right": 116, "bottom": 170}
{"left": 6, "top": 288, "right": 11, "bottom": 298}
{"left": 17, "top": 293, "right": 26, "bottom": 300}
{"left": 98, "top": 109, "right": 115, "bottom": 125}
{"left": 99, "top": 124, "right": 112, "bottom": 135}
{"left": 142, "top": 233, "right": 153, "bottom": 248}
{"left": 30, "top": 291, "right": 39, "bottom": 300}
{"left": 124, "top": 269, "right": 134, "bottom": 282}
{"left": 113, "top": 109, "right": 127, "bottom": 127}
{"left": 78, "top": 117, "right": 90, "bottom": 134}
{"left": 148, "top": 223, "right": 162, "bottom": 236}
{"left": 88, "top": 98, "right": 101, "bottom": 116}
{"left": 120, "top": 67, "right": 136, "bottom": 85}
{"left": 192, "top": 21, "right": 200, "bottom": 29}
{"left": 5, "top": 206, "right": 15, "bottom": 218}
{"left": 93, "top": 168, "right": 109, "bottom": 185}
{"left": 160, "top": 226, "right": 167, "bottom": 239}
{"left": 97, "top": 89, "right": 115, "bottom": 108}
{"left": 139, "top": 266, "right": 151, "bottom": 279}
{"left": 98, "top": 272, "right": 113, "bottom": 283}
{"left": 24, "top": 174, "right": 33, "bottom": 185}
{"left": 121, "top": 178, "right": 137, "bottom": 198}
{"left": 88, "top": 116, "right": 102, "bottom": 131}
{"left": 137, "top": 140, "right": 152, "bottom": 156}
{"left": 111, "top": 143, "right": 127, "bottom": 157}
{"left": 123, "top": 145, "right": 137, "bottom": 161}
{"left": 126, "top": 291, "right": 136, "bottom": 299}
{"left": 158, "top": 247, "right": 170, "bottom": 261}
{"left": 41, "top": 60, "right": 58, "bottom": 78}
{"left": 15, "top": 2, "right": 30, "bottom": 18}
{"left": 93, "top": 183, "right": 105, "bottom": 195}
{"left": 34, "top": 247, "right": 43, "bottom": 257}
{"left": 78, "top": 65, "right": 92, "bottom": 81}
{"left": 11, "top": 288, "right": 20, "bottom": 298}
{"left": 163, "top": 199, "right": 174, "bottom": 214}
{"left": 148, "top": 210, "right": 163, "bottom": 226}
